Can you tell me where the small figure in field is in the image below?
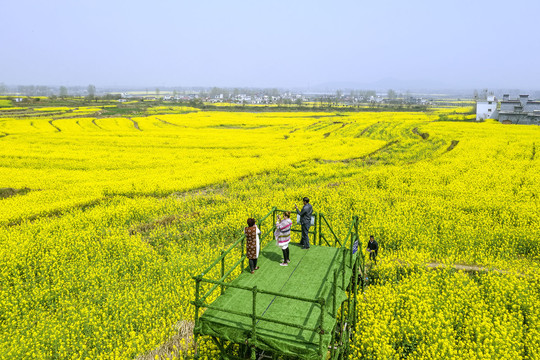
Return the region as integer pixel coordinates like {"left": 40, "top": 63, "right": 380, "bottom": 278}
{"left": 366, "top": 235, "right": 379, "bottom": 264}
{"left": 275, "top": 211, "right": 292, "bottom": 266}
{"left": 245, "top": 218, "right": 261, "bottom": 274}
{"left": 295, "top": 197, "right": 313, "bottom": 249}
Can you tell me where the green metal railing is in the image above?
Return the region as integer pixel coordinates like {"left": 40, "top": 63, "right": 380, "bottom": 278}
{"left": 192, "top": 207, "right": 364, "bottom": 359}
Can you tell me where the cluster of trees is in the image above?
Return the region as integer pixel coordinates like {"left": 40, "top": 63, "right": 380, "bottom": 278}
{"left": 348, "top": 89, "right": 377, "bottom": 100}
{"left": 0, "top": 83, "right": 125, "bottom": 103}
{"left": 473, "top": 89, "right": 493, "bottom": 100}
{"left": 16, "top": 85, "right": 54, "bottom": 96}
{"left": 0, "top": 84, "right": 97, "bottom": 98}
{"left": 317, "top": 89, "right": 395, "bottom": 105}
{"left": 206, "top": 87, "right": 281, "bottom": 99}
{"left": 136, "top": 87, "right": 284, "bottom": 100}
{"left": 86, "top": 84, "right": 96, "bottom": 100}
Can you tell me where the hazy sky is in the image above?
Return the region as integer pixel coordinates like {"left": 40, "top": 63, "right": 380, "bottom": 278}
{"left": 2, "top": 0, "right": 540, "bottom": 89}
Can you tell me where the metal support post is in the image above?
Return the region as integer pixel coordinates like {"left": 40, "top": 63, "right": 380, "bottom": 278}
{"left": 251, "top": 286, "right": 258, "bottom": 360}
{"left": 220, "top": 250, "right": 225, "bottom": 295}
{"left": 317, "top": 213, "right": 323, "bottom": 246}
{"left": 333, "top": 269, "right": 337, "bottom": 317}
{"left": 340, "top": 293, "right": 345, "bottom": 350}
{"left": 342, "top": 247, "right": 346, "bottom": 290}
{"left": 318, "top": 298, "right": 326, "bottom": 358}
{"left": 330, "top": 323, "right": 336, "bottom": 360}
{"left": 353, "top": 255, "right": 359, "bottom": 330}
{"left": 352, "top": 216, "right": 359, "bottom": 267}
{"left": 241, "top": 237, "right": 245, "bottom": 272}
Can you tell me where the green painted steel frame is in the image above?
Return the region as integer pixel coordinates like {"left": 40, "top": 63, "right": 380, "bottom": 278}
{"left": 192, "top": 207, "right": 365, "bottom": 359}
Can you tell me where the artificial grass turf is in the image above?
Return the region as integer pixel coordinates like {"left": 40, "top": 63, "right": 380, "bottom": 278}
{"left": 197, "top": 242, "right": 354, "bottom": 359}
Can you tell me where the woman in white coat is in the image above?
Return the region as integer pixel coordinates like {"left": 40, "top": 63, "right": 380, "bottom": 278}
{"left": 274, "top": 211, "right": 292, "bottom": 266}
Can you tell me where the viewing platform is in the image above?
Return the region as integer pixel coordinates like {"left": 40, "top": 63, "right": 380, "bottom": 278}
{"left": 192, "top": 208, "right": 364, "bottom": 360}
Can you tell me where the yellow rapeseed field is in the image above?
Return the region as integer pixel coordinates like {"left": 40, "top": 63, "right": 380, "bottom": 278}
{"left": 0, "top": 105, "right": 538, "bottom": 359}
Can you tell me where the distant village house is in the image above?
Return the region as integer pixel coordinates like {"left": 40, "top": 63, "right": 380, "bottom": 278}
{"left": 498, "top": 94, "right": 540, "bottom": 125}
{"left": 476, "top": 94, "right": 540, "bottom": 125}
{"left": 476, "top": 95, "right": 497, "bottom": 121}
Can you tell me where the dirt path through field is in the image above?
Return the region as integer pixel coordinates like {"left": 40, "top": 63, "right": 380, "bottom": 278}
{"left": 363, "top": 259, "right": 524, "bottom": 279}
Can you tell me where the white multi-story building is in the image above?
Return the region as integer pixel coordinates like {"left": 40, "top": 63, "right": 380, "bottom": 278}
{"left": 476, "top": 95, "right": 498, "bottom": 121}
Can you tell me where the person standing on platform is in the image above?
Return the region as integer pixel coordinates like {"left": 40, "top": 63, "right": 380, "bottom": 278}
{"left": 245, "top": 218, "right": 261, "bottom": 274}
{"left": 275, "top": 211, "right": 292, "bottom": 266}
{"left": 366, "top": 235, "right": 379, "bottom": 264}
{"left": 295, "top": 197, "right": 313, "bottom": 249}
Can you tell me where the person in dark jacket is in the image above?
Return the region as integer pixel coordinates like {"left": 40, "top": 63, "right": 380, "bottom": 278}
{"left": 295, "top": 197, "right": 313, "bottom": 249}
{"left": 367, "top": 235, "right": 379, "bottom": 264}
